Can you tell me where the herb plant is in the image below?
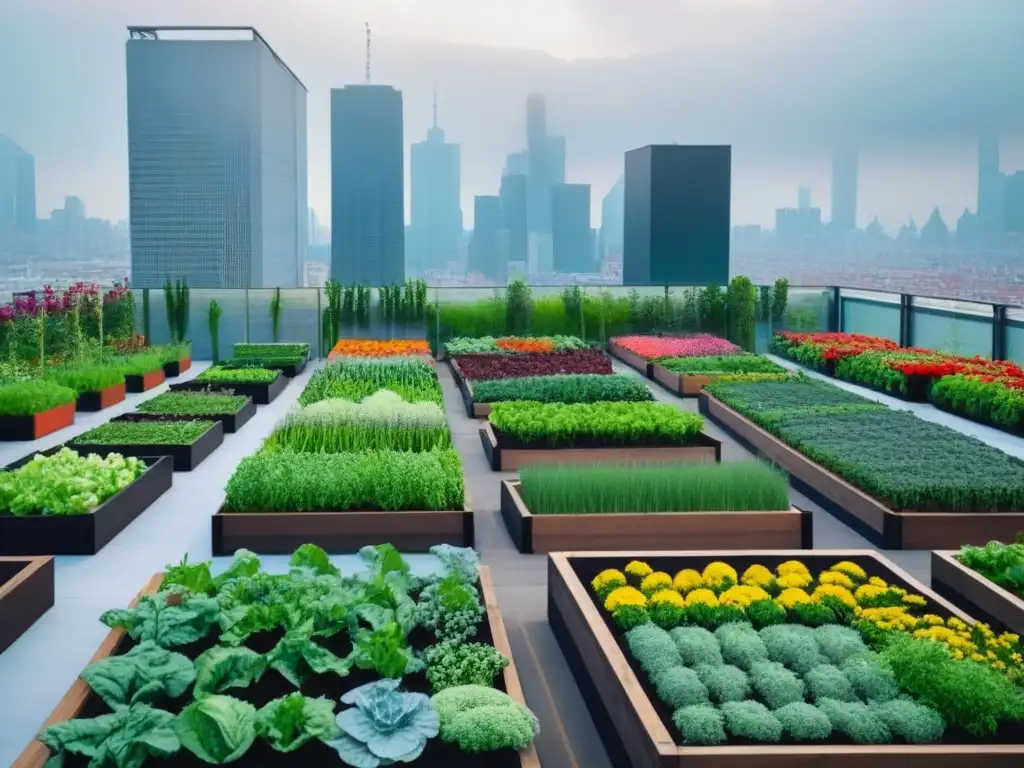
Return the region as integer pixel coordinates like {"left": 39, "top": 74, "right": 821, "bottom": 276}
{"left": 956, "top": 539, "right": 1024, "bottom": 598}
{"left": 137, "top": 391, "right": 249, "bottom": 416}
{"left": 196, "top": 366, "right": 280, "bottom": 385}
{"left": 233, "top": 342, "right": 310, "bottom": 360}
{"left": 471, "top": 373, "right": 652, "bottom": 405}
{"left": 73, "top": 419, "right": 215, "bottom": 446}
{"left": 0, "top": 378, "right": 76, "bottom": 415}
{"left": 44, "top": 364, "right": 126, "bottom": 395}
{"left": 659, "top": 353, "right": 786, "bottom": 375}
{"left": 300, "top": 357, "right": 442, "bottom": 406}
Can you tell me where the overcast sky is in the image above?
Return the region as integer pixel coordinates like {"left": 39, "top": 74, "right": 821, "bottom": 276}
{"left": 1, "top": 0, "right": 1022, "bottom": 229}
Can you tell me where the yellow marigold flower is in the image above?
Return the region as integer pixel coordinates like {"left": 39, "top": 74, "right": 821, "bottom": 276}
{"left": 776, "top": 572, "right": 812, "bottom": 589}
{"left": 1012, "top": 652, "right": 1022, "bottom": 663}
{"left": 947, "top": 617, "right": 967, "bottom": 630}
{"left": 741, "top": 564, "right": 774, "bottom": 588}
{"left": 811, "top": 584, "right": 857, "bottom": 608}
{"left": 673, "top": 569, "right": 703, "bottom": 593}
{"left": 829, "top": 561, "right": 867, "bottom": 580}
{"left": 1000, "top": 632, "right": 1020, "bottom": 644}
{"left": 921, "top": 614, "right": 944, "bottom": 626}
{"left": 604, "top": 586, "right": 647, "bottom": 612}
{"left": 650, "top": 589, "right": 685, "bottom": 607}
{"left": 777, "top": 560, "right": 810, "bottom": 577}
{"left": 913, "top": 626, "right": 957, "bottom": 643}
{"left": 952, "top": 649, "right": 965, "bottom": 660}
{"left": 970, "top": 653, "right": 987, "bottom": 663}
{"left": 720, "top": 585, "right": 771, "bottom": 608}
{"left": 624, "top": 560, "right": 653, "bottom": 580}
{"left": 701, "top": 562, "right": 738, "bottom": 588}
{"left": 685, "top": 588, "right": 719, "bottom": 607}
{"left": 987, "top": 650, "right": 997, "bottom": 660}
{"left": 591, "top": 569, "right": 626, "bottom": 594}
{"left": 776, "top": 588, "right": 812, "bottom": 608}
{"left": 868, "top": 576, "right": 888, "bottom": 588}
{"left": 640, "top": 571, "right": 673, "bottom": 596}
{"left": 853, "top": 584, "right": 885, "bottom": 601}
{"left": 819, "top": 571, "right": 855, "bottom": 589}
{"left": 993, "top": 660, "right": 1007, "bottom": 670}
{"left": 902, "top": 594, "right": 927, "bottom": 608}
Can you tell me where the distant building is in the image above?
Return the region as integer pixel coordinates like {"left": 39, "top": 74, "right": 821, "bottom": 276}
{"left": 409, "top": 98, "right": 462, "bottom": 278}
{"left": 505, "top": 151, "right": 529, "bottom": 177}
{"left": 0, "top": 136, "right": 36, "bottom": 234}
{"left": 1005, "top": 171, "right": 1024, "bottom": 233}
{"left": 523, "top": 94, "right": 566, "bottom": 234}
{"left": 798, "top": 185, "right": 811, "bottom": 212}
{"left": 599, "top": 175, "right": 624, "bottom": 260}
{"left": 552, "top": 183, "right": 592, "bottom": 273}
{"left": 978, "top": 134, "right": 1006, "bottom": 233}
{"left": 469, "top": 195, "right": 504, "bottom": 281}
{"left": 126, "top": 27, "right": 307, "bottom": 289}
{"left": 831, "top": 150, "right": 858, "bottom": 231}
{"left": 331, "top": 84, "right": 405, "bottom": 286}
{"left": 623, "top": 145, "right": 731, "bottom": 286}
{"left": 309, "top": 208, "right": 320, "bottom": 245}
{"left": 775, "top": 206, "right": 822, "bottom": 240}
{"left": 500, "top": 173, "right": 528, "bottom": 266}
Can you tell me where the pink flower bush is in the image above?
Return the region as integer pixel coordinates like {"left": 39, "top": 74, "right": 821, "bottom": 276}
{"left": 0, "top": 280, "right": 128, "bottom": 324}
{"left": 613, "top": 334, "right": 741, "bottom": 360}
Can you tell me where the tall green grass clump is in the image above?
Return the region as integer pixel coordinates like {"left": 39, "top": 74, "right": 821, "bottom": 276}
{"left": 518, "top": 461, "right": 791, "bottom": 515}
{"left": 300, "top": 356, "right": 442, "bottom": 406}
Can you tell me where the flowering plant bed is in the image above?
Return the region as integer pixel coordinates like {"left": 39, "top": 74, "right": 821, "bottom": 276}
{"left": 652, "top": 355, "right": 789, "bottom": 397}
{"left": 0, "top": 449, "right": 172, "bottom": 555}
{"left": 480, "top": 401, "right": 721, "bottom": 471}
{"left": 931, "top": 545, "right": 1024, "bottom": 635}
{"left": 444, "top": 335, "right": 587, "bottom": 356}
{"left": 549, "top": 550, "right": 1024, "bottom": 768}
{"left": 17, "top": 544, "right": 541, "bottom": 768}
{"left": 329, "top": 338, "right": 432, "bottom": 358}
{"left": 0, "top": 380, "right": 77, "bottom": 440}
{"left": 0, "top": 555, "right": 54, "bottom": 654}
{"left": 453, "top": 348, "right": 613, "bottom": 381}
{"left": 610, "top": 336, "right": 742, "bottom": 377}
{"left": 699, "top": 379, "right": 1024, "bottom": 549}
{"left": 128, "top": 391, "right": 256, "bottom": 433}
{"left": 500, "top": 461, "right": 809, "bottom": 553}
{"left": 930, "top": 374, "right": 1024, "bottom": 435}
{"left": 171, "top": 366, "right": 287, "bottom": 404}
{"left": 70, "top": 419, "right": 225, "bottom": 472}
{"left": 300, "top": 357, "right": 442, "bottom": 406}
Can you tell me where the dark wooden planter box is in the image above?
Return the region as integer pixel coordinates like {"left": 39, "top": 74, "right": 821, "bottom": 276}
{"left": 548, "top": 549, "right": 1017, "bottom": 768}
{"left": 479, "top": 422, "right": 721, "bottom": 472}
{"left": 75, "top": 383, "right": 126, "bottom": 412}
{"left": 274, "top": 358, "right": 307, "bottom": 378}
{"left": 14, "top": 566, "right": 542, "bottom": 768}
{"left": 608, "top": 340, "right": 653, "bottom": 378}
{"left": 651, "top": 363, "right": 713, "bottom": 396}
{"left": 162, "top": 357, "right": 192, "bottom": 378}
{"left": 698, "top": 391, "right": 1024, "bottom": 549}
{"left": 170, "top": 371, "right": 286, "bottom": 405}
{"left": 0, "top": 556, "right": 54, "bottom": 654}
{"left": 70, "top": 421, "right": 224, "bottom": 472}
{"left": 212, "top": 489, "right": 474, "bottom": 555}
{"left": 931, "top": 550, "right": 1024, "bottom": 635}
{"left": 111, "top": 397, "right": 256, "bottom": 434}
{"left": 0, "top": 457, "right": 173, "bottom": 555}
{"left": 124, "top": 369, "right": 166, "bottom": 393}
{"left": 500, "top": 479, "right": 811, "bottom": 554}
{"left": 0, "top": 402, "right": 76, "bottom": 441}
{"left": 449, "top": 359, "right": 490, "bottom": 418}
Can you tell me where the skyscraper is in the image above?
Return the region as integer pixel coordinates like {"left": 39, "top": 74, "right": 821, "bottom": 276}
{"left": 831, "top": 150, "right": 858, "bottom": 231}
{"left": 469, "top": 195, "right": 504, "bottom": 281}
{"left": 523, "top": 94, "right": 567, "bottom": 234}
{"left": 552, "top": 183, "right": 592, "bottom": 273}
{"left": 599, "top": 175, "right": 624, "bottom": 261}
{"left": 0, "top": 136, "right": 36, "bottom": 234}
{"left": 126, "top": 27, "right": 307, "bottom": 289}
{"left": 798, "top": 185, "right": 811, "bottom": 212}
{"left": 978, "top": 133, "right": 1006, "bottom": 233}
{"left": 500, "top": 173, "right": 528, "bottom": 267}
{"left": 409, "top": 92, "right": 462, "bottom": 277}
{"left": 331, "top": 84, "right": 405, "bottom": 286}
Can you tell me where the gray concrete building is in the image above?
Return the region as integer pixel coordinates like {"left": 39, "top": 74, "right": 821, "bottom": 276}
{"left": 0, "top": 136, "right": 36, "bottom": 235}
{"left": 552, "top": 183, "right": 592, "bottom": 273}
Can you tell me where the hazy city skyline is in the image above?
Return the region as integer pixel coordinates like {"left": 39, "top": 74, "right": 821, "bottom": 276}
{"left": 3, "top": 0, "right": 1023, "bottom": 229}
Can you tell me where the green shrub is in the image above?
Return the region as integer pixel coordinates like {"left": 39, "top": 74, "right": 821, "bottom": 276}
{"left": 745, "top": 599, "right": 788, "bottom": 628}
{"left": 119, "top": 354, "right": 165, "bottom": 376}
{"left": 842, "top": 655, "right": 898, "bottom": 702}
{"left": 672, "top": 704, "right": 726, "bottom": 746}
{"left": 612, "top": 604, "right": 650, "bottom": 631}
{"left": 196, "top": 365, "right": 279, "bottom": 385}
{"left": 694, "top": 663, "right": 750, "bottom": 704}
{"left": 424, "top": 641, "right": 509, "bottom": 693}
{"left": 669, "top": 626, "right": 723, "bottom": 666}
{"left": 72, "top": 420, "right": 214, "bottom": 446}
{"left": 759, "top": 625, "right": 826, "bottom": 674}
{"left": 955, "top": 540, "right": 1024, "bottom": 600}
{"left": 659, "top": 354, "right": 785, "bottom": 375}
{"left": 816, "top": 698, "right": 892, "bottom": 744}
{"left": 626, "top": 624, "right": 682, "bottom": 677}
{"left": 44, "top": 364, "right": 125, "bottom": 395}
{"left": 651, "top": 666, "right": 709, "bottom": 709}
{"left": 931, "top": 374, "right": 1024, "bottom": 431}
{"left": 791, "top": 601, "right": 837, "bottom": 627}
{"left": 870, "top": 699, "right": 945, "bottom": 744}
{"left": 0, "top": 379, "right": 76, "bottom": 416}
{"left": 137, "top": 392, "right": 248, "bottom": 416}
{"left": 748, "top": 661, "right": 805, "bottom": 709}
{"left": 773, "top": 702, "right": 833, "bottom": 741}
{"left": 804, "top": 664, "right": 858, "bottom": 702}
{"left": 814, "top": 625, "right": 868, "bottom": 665}
{"left": 714, "top": 622, "right": 769, "bottom": 671}
{"left": 472, "top": 373, "right": 651, "bottom": 405}
{"left": 720, "top": 700, "right": 783, "bottom": 742}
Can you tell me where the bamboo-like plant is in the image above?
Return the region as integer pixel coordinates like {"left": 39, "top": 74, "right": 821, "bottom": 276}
{"left": 163, "top": 279, "right": 176, "bottom": 341}
{"left": 175, "top": 279, "right": 190, "bottom": 341}
{"left": 270, "top": 287, "right": 282, "bottom": 342}
{"left": 36, "top": 303, "right": 46, "bottom": 373}
{"left": 208, "top": 299, "right": 223, "bottom": 363}
{"left": 142, "top": 288, "right": 151, "bottom": 343}
{"left": 323, "top": 279, "right": 341, "bottom": 347}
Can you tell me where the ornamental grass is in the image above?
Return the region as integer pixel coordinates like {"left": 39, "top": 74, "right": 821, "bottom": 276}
{"left": 300, "top": 356, "right": 442, "bottom": 406}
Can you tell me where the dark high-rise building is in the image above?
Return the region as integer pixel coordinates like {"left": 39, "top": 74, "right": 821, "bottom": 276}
{"left": 599, "top": 175, "right": 624, "bottom": 261}
{"left": 552, "top": 183, "right": 592, "bottom": 273}
{"left": 831, "top": 150, "right": 858, "bottom": 231}
{"left": 623, "top": 145, "right": 731, "bottom": 286}
{"left": 409, "top": 95, "right": 462, "bottom": 276}
{"left": 330, "top": 84, "right": 404, "bottom": 286}
{"left": 978, "top": 134, "right": 1006, "bottom": 233}
{"left": 500, "top": 173, "right": 528, "bottom": 266}
{"left": 0, "top": 135, "right": 36, "bottom": 235}
{"left": 469, "top": 195, "right": 504, "bottom": 281}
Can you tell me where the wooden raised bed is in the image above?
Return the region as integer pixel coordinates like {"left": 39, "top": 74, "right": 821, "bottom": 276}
{"left": 13, "top": 565, "right": 541, "bottom": 768}
{"left": 170, "top": 370, "right": 287, "bottom": 404}
{"left": 500, "top": 479, "right": 811, "bottom": 554}
{"left": 698, "top": 391, "right": 1024, "bottom": 550}
{"left": 124, "top": 369, "right": 166, "bottom": 393}
{"left": 212, "top": 488, "right": 474, "bottom": 555}
{"left": 162, "top": 356, "right": 192, "bottom": 377}
{"left": 112, "top": 396, "right": 256, "bottom": 434}
{"left": 75, "top": 382, "right": 126, "bottom": 412}
{"left": 0, "top": 456, "right": 173, "bottom": 555}
{"left": 70, "top": 420, "right": 224, "bottom": 472}
{"left": 548, "top": 549, "right": 1021, "bottom": 768}
{"left": 0, "top": 556, "right": 54, "bottom": 655}
{"left": 0, "top": 402, "right": 76, "bottom": 441}
{"left": 480, "top": 422, "right": 721, "bottom": 472}
{"left": 608, "top": 340, "right": 653, "bottom": 378}
{"left": 931, "top": 550, "right": 1024, "bottom": 635}
{"left": 450, "top": 359, "right": 490, "bottom": 418}
{"left": 651, "top": 363, "right": 714, "bottom": 396}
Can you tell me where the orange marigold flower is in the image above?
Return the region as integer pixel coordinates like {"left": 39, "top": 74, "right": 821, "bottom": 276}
{"left": 329, "top": 339, "right": 431, "bottom": 359}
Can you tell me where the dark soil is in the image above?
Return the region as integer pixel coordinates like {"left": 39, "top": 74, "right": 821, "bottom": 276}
{"left": 493, "top": 426, "right": 707, "bottom": 451}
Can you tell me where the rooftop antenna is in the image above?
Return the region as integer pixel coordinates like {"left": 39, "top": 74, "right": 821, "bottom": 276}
{"left": 432, "top": 81, "right": 438, "bottom": 128}
{"left": 364, "top": 23, "right": 371, "bottom": 84}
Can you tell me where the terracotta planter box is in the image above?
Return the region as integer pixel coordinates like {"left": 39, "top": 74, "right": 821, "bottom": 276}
{"left": 0, "top": 556, "right": 54, "bottom": 655}
{"left": 162, "top": 356, "right": 192, "bottom": 377}
{"left": 212, "top": 489, "right": 474, "bottom": 555}
{"left": 651, "top": 363, "right": 714, "bottom": 396}
{"left": 170, "top": 370, "right": 287, "bottom": 404}
{"left": 70, "top": 420, "right": 224, "bottom": 472}
{"left": 500, "top": 479, "right": 811, "bottom": 554}
{"left": 124, "top": 369, "right": 166, "bottom": 393}
{"left": 548, "top": 549, "right": 1019, "bottom": 768}
{"left": 450, "top": 359, "right": 490, "bottom": 418}
{"left": 931, "top": 550, "right": 1024, "bottom": 635}
{"left": 112, "top": 397, "right": 256, "bottom": 434}
{"left": 0, "top": 402, "right": 75, "bottom": 441}
{"left": 14, "top": 565, "right": 541, "bottom": 768}
{"left": 0, "top": 456, "right": 172, "bottom": 555}
{"left": 75, "top": 383, "right": 126, "bottom": 412}
{"left": 608, "top": 340, "right": 653, "bottom": 377}
{"left": 479, "top": 422, "right": 721, "bottom": 472}
{"left": 698, "top": 391, "right": 1024, "bottom": 550}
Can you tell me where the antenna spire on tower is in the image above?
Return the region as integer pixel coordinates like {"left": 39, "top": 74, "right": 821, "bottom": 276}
{"left": 432, "top": 81, "right": 438, "bottom": 128}
{"left": 364, "top": 23, "right": 371, "bottom": 84}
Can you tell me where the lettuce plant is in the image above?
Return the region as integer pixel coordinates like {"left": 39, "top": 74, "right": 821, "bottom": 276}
{"left": 38, "top": 703, "right": 180, "bottom": 768}
{"left": 266, "top": 627, "right": 352, "bottom": 687}
{"left": 100, "top": 589, "right": 220, "bottom": 648}
{"left": 176, "top": 694, "right": 257, "bottom": 763}
{"left": 193, "top": 646, "right": 267, "bottom": 697}
{"left": 255, "top": 693, "right": 340, "bottom": 752}
{"left": 81, "top": 641, "right": 195, "bottom": 709}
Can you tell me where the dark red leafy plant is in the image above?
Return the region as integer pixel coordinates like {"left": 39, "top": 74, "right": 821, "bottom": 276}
{"left": 454, "top": 349, "right": 613, "bottom": 381}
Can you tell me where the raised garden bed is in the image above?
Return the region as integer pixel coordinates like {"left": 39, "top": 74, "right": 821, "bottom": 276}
{"left": 931, "top": 550, "right": 1024, "bottom": 635}
{"left": 75, "top": 382, "right": 127, "bottom": 412}
{"left": 0, "top": 401, "right": 76, "bottom": 441}
{"left": 549, "top": 549, "right": 1024, "bottom": 768}
{"left": 698, "top": 380, "right": 1024, "bottom": 550}
{"left": 170, "top": 369, "right": 287, "bottom": 404}
{"left": 69, "top": 419, "right": 224, "bottom": 472}
{"left": 651, "top": 355, "right": 789, "bottom": 397}
{"left": 125, "top": 391, "right": 256, "bottom": 433}
{"left": 161, "top": 356, "right": 192, "bottom": 377}
{"left": 608, "top": 339, "right": 653, "bottom": 377}
{"left": 0, "top": 454, "right": 172, "bottom": 555}
{"left": 15, "top": 546, "right": 541, "bottom": 768}
{"left": 124, "top": 368, "right": 166, "bottom": 393}
{"left": 450, "top": 359, "right": 490, "bottom": 418}
{"left": 500, "top": 478, "right": 810, "bottom": 554}
{"left": 0, "top": 556, "right": 54, "bottom": 654}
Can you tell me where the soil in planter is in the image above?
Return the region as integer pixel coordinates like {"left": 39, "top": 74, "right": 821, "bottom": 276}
{"left": 116, "top": 413, "right": 238, "bottom": 424}
{"left": 492, "top": 425, "right": 707, "bottom": 451}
